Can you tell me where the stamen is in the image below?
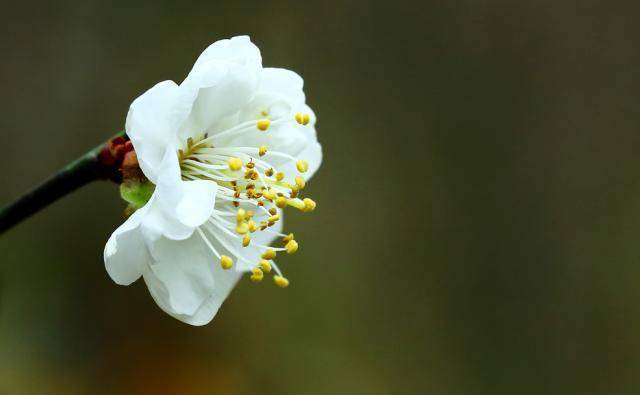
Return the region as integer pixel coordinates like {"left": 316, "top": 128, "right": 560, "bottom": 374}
{"left": 175, "top": 122, "right": 318, "bottom": 289}
{"left": 282, "top": 233, "right": 295, "bottom": 244}
{"left": 220, "top": 255, "right": 233, "bottom": 270}
{"left": 262, "top": 249, "right": 277, "bottom": 260}
{"left": 285, "top": 239, "right": 298, "bottom": 254}
{"left": 259, "top": 259, "right": 272, "bottom": 273}
{"left": 248, "top": 220, "right": 258, "bottom": 232}
{"left": 303, "top": 198, "right": 316, "bottom": 212}
{"left": 236, "top": 209, "right": 246, "bottom": 222}
{"left": 250, "top": 267, "right": 264, "bottom": 282}
{"left": 273, "top": 275, "right": 290, "bottom": 288}
{"left": 296, "top": 160, "right": 309, "bottom": 173}
{"left": 236, "top": 222, "right": 249, "bottom": 234}
{"left": 228, "top": 157, "right": 243, "bottom": 171}
{"left": 256, "top": 119, "right": 271, "bottom": 131}
{"left": 275, "top": 196, "right": 288, "bottom": 208}
{"left": 294, "top": 113, "right": 311, "bottom": 126}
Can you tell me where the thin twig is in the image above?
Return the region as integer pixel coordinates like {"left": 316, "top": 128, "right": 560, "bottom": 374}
{"left": 0, "top": 131, "right": 126, "bottom": 234}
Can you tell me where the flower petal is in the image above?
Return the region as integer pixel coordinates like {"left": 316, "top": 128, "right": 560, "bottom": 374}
{"left": 143, "top": 233, "right": 243, "bottom": 325}
{"left": 259, "top": 68, "right": 305, "bottom": 104}
{"left": 143, "top": 265, "right": 242, "bottom": 326}
{"left": 125, "top": 80, "right": 191, "bottom": 182}
{"left": 191, "top": 35, "right": 262, "bottom": 73}
{"left": 104, "top": 207, "right": 150, "bottom": 285}
{"left": 176, "top": 180, "right": 218, "bottom": 227}
{"left": 140, "top": 148, "right": 218, "bottom": 240}
{"left": 181, "top": 62, "right": 259, "bottom": 136}
{"left": 175, "top": 261, "right": 243, "bottom": 326}
{"left": 146, "top": 234, "right": 216, "bottom": 316}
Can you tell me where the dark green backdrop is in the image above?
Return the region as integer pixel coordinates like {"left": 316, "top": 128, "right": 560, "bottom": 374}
{"left": 1, "top": 1, "right": 640, "bottom": 394}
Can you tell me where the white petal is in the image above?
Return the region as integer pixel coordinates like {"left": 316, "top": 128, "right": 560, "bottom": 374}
{"left": 141, "top": 148, "right": 218, "bottom": 240}
{"left": 176, "top": 180, "right": 218, "bottom": 227}
{"left": 177, "top": 262, "right": 243, "bottom": 326}
{"left": 104, "top": 207, "right": 151, "bottom": 285}
{"left": 143, "top": 233, "right": 242, "bottom": 325}
{"left": 181, "top": 61, "right": 259, "bottom": 135}
{"left": 140, "top": 197, "right": 194, "bottom": 241}
{"left": 125, "top": 81, "right": 191, "bottom": 182}
{"left": 143, "top": 267, "right": 242, "bottom": 326}
{"left": 147, "top": 234, "right": 215, "bottom": 315}
{"left": 191, "top": 35, "right": 262, "bottom": 73}
{"left": 259, "top": 68, "right": 305, "bottom": 103}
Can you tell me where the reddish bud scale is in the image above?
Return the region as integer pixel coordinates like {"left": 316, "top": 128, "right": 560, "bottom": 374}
{"left": 97, "top": 135, "right": 136, "bottom": 182}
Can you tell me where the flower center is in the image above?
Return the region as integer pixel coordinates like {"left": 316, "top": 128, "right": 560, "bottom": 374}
{"left": 179, "top": 113, "right": 316, "bottom": 287}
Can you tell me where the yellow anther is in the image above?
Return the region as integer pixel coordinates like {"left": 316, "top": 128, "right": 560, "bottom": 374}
{"left": 256, "top": 119, "right": 271, "bottom": 131}
{"left": 244, "top": 169, "right": 258, "bottom": 180}
{"left": 276, "top": 172, "right": 285, "bottom": 182}
{"left": 250, "top": 267, "right": 264, "bottom": 282}
{"left": 236, "top": 222, "right": 249, "bottom": 235}
{"left": 236, "top": 209, "right": 246, "bottom": 222}
{"left": 245, "top": 161, "right": 255, "bottom": 169}
{"left": 285, "top": 239, "right": 299, "bottom": 254}
{"left": 290, "top": 187, "right": 299, "bottom": 198}
{"left": 246, "top": 210, "right": 254, "bottom": 218}
{"left": 220, "top": 255, "right": 233, "bottom": 270}
{"left": 302, "top": 198, "right": 317, "bottom": 212}
{"left": 262, "top": 249, "right": 277, "bottom": 260}
{"left": 295, "top": 175, "right": 306, "bottom": 189}
{"left": 263, "top": 189, "right": 275, "bottom": 200}
{"left": 296, "top": 160, "right": 309, "bottom": 173}
{"left": 265, "top": 168, "right": 274, "bottom": 177}
{"left": 259, "top": 259, "right": 272, "bottom": 273}
{"left": 259, "top": 145, "right": 267, "bottom": 156}
{"left": 282, "top": 233, "right": 295, "bottom": 244}
{"left": 248, "top": 220, "right": 258, "bottom": 233}
{"left": 261, "top": 110, "right": 268, "bottom": 116}
{"left": 268, "top": 214, "right": 280, "bottom": 222}
{"left": 228, "top": 157, "right": 242, "bottom": 171}
{"left": 286, "top": 198, "right": 305, "bottom": 210}
{"left": 242, "top": 234, "right": 251, "bottom": 247}
{"left": 275, "top": 196, "right": 288, "bottom": 208}
{"left": 302, "top": 113, "right": 310, "bottom": 125}
{"left": 268, "top": 207, "right": 278, "bottom": 215}
{"left": 295, "top": 113, "right": 304, "bottom": 124}
{"left": 274, "top": 275, "right": 290, "bottom": 288}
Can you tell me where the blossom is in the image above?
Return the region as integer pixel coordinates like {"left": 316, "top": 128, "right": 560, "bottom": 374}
{"left": 104, "top": 36, "right": 322, "bottom": 325}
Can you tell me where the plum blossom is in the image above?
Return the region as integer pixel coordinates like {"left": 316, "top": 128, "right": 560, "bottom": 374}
{"left": 104, "top": 36, "right": 321, "bottom": 325}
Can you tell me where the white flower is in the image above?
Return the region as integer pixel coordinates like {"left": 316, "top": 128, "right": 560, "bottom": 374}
{"left": 104, "top": 36, "right": 322, "bottom": 325}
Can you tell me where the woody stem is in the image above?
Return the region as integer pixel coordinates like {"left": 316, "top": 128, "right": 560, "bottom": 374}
{"left": 0, "top": 131, "right": 127, "bottom": 235}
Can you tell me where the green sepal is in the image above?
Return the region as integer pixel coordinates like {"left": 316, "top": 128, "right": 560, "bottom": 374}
{"left": 119, "top": 180, "right": 155, "bottom": 210}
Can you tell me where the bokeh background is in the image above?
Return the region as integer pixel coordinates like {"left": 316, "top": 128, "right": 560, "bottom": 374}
{"left": 2, "top": 0, "right": 640, "bottom": 394}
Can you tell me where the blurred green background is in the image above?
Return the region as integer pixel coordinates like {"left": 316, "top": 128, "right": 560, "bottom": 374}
{"left": 2, "top": 0, "right": 640, "bottom": 394}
